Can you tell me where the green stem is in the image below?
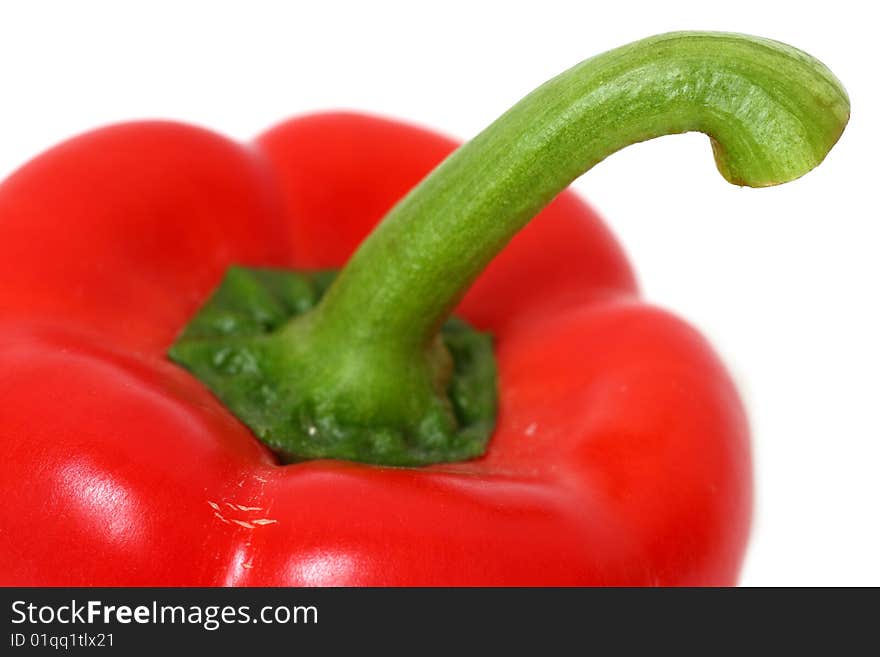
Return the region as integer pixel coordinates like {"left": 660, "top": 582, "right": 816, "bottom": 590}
{"left": 171, "top": 32, "right": 848, "bottom": 466}
{"left": 313, "top": 31, "right": 848, "bottom": 346}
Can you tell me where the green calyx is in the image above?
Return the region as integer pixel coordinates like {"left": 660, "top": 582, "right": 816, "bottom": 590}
{"left": 169, "top": 267, "right": 496, "bottom": 466}
{"left": 170, "top": 32, "right": 848, "bottom": 467}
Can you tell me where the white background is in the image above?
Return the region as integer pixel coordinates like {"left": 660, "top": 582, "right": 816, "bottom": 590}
{"left": 1, "top": 1, "right": 875, "bottom": 586}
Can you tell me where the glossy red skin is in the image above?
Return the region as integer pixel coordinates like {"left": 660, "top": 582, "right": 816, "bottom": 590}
{"left": 0, "top": 114, "right": 751, "bottom": 585}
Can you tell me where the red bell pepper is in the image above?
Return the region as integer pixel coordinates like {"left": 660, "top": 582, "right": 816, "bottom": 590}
{"left": 0, "top": 33, "right": 847, "bottom": 585}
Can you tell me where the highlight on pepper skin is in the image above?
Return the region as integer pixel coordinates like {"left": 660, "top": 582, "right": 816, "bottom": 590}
{"left": 0, "top": 32, "right": 847, "bottom": 586}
